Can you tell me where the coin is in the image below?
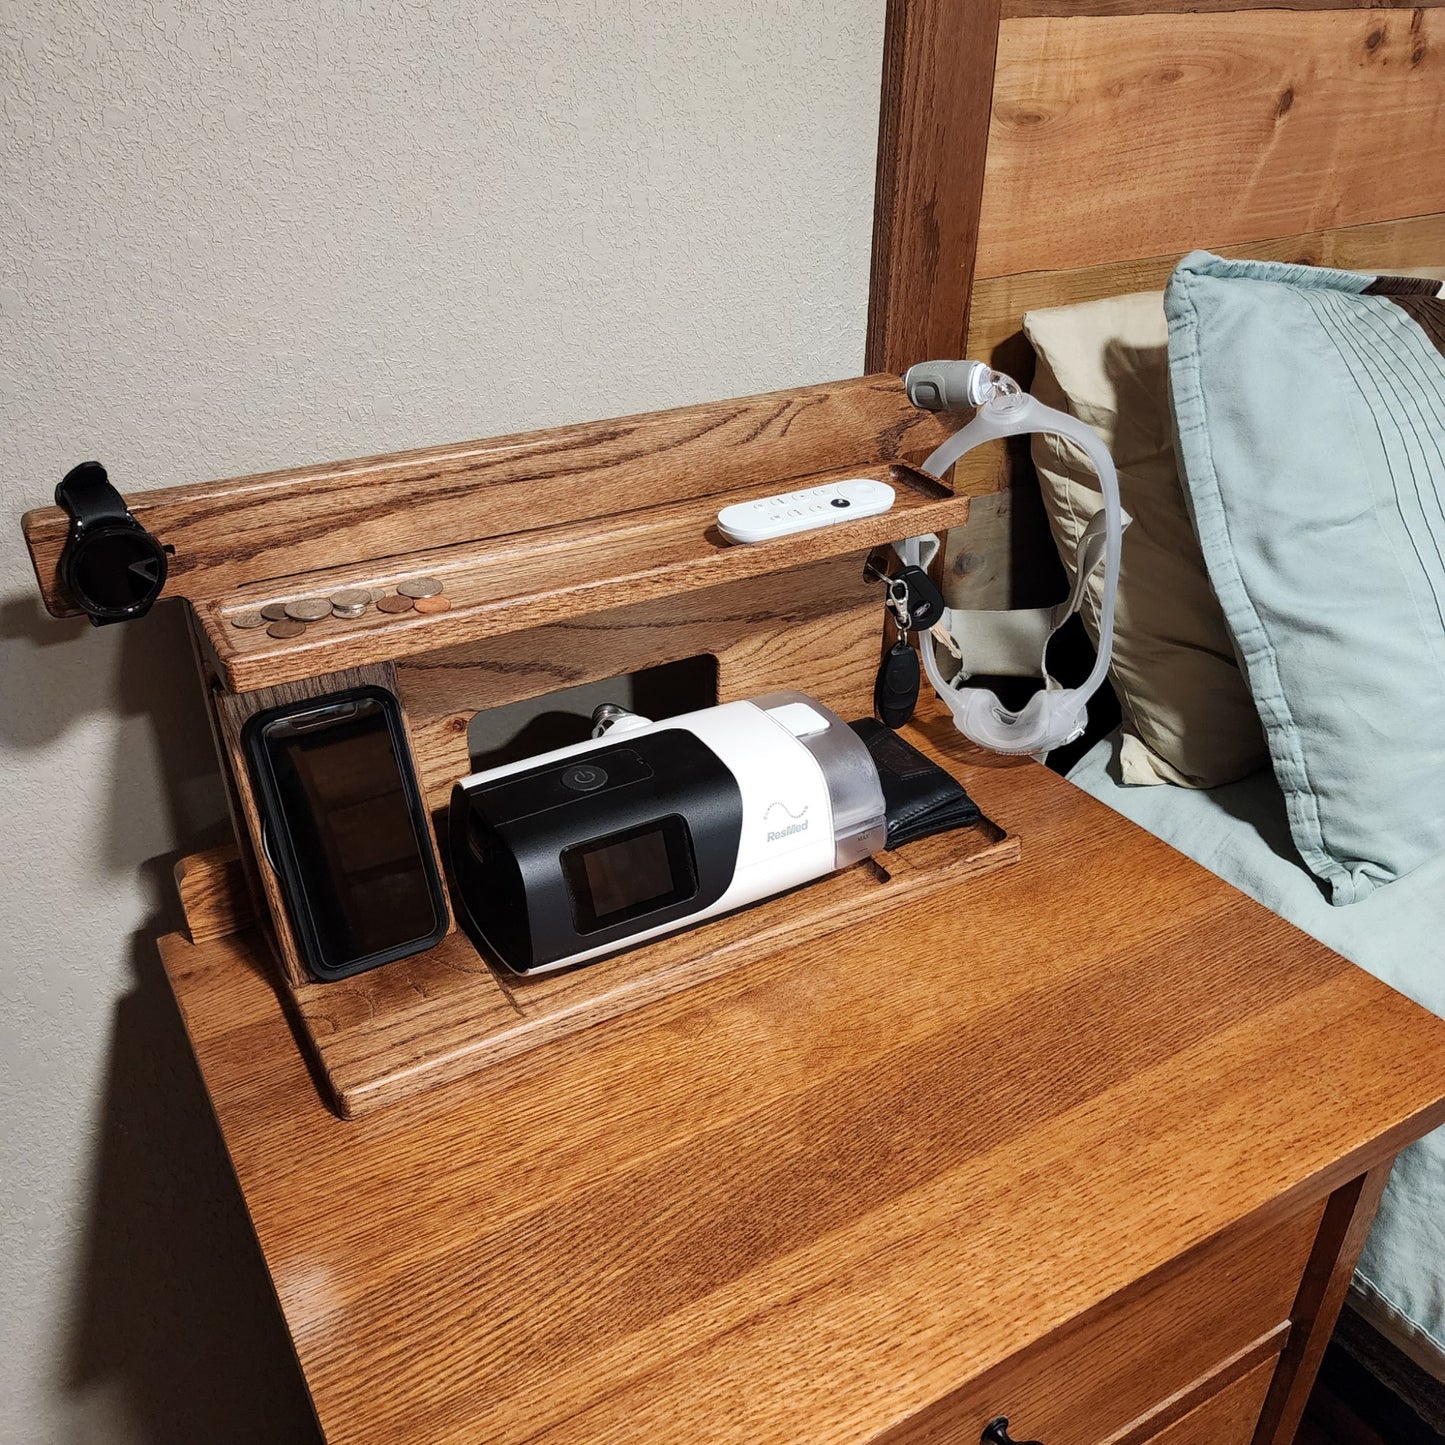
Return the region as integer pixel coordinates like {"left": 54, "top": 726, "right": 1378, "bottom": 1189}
{"left": 284, "top": 596, "right": 333, "bottom": 622}
{"left": 397, "top": 576, "right": 443, "bottom": 599}
{"left": 267, "top": 619, "right": 307, "bottom": 639}
{"left": 260, "top": 602, "right": 290, "bottom": 621}
{"left": 412, "top": 594, "right": 452, "bottom": 615}
{"left": 376, "top": 593, "right": 415, "bottom": 614}
{"left": 330, "top": 588, "right": 371, "bottom": 618}
{"left": 230, "top": 610, "right": 267, "bottom": 629}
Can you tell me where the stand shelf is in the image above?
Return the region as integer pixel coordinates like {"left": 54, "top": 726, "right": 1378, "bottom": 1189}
{"left": 23, "top": 370, "right": 1021, "bottom": 1117}
{"left": 174, "top": 804, "right": 1018, "bottom": 1118}
{"left": 193, "top": 458, "right": 968, "bottom": 694}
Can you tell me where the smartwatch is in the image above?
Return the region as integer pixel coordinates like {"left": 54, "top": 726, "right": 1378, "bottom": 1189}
{"left": 54, "top": 462, "right": 169, "bottom": 625}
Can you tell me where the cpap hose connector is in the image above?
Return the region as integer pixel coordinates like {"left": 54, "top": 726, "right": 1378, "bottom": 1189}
{"left": 903, "top": 360, "right": 1021, "bottom": 412}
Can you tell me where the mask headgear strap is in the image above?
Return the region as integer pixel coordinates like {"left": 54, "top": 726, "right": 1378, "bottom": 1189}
{"left": 897, "top": 375, "right": 1127, "bottom": 756}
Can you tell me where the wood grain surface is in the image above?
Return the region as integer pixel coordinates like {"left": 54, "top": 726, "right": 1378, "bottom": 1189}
{"left": 1135, "top": 1357, "right": 1280, "bottom": 1445}
{"left": 967, "top": 212, "right": 1445, "bottom": 374}
{"left": 189, "top": 460, "right": 976, "bottom": 695}
{"left": 873, "top": 1213, "right": 1307, "bottom": 1445}
{"left": 276, "top": 818, "right": 1017, "bottom": 1118}
{"left": 22, "top": 374, "right": 959, "bottom": 621}
{"left": 867, "top": 0, "right": 1002, "bottom": 371}
{"left": 975, "top": 9, "right": 1445, "bottom": 278}
{"left": 1005, "top": 0, "right": 1445, "bottom": 16}
{"left": 1107, "top": 1335, "right": 1285, "bottom": 1445}
{"left": 1253, "top": 1167, "right": 1393, "bottom": 1445}
{"left": 174, "top": 843, "right": 250, "bottom": 944}
{"left": 160, "top": 702, "right": 1445, "bottom": 1444}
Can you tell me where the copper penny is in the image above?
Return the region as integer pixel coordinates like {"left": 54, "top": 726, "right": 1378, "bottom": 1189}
{"left": 376, "top": 594, "right": 415, "bottom": 614}
{"left": 267, "top": 619, "right": 307, "bottom": 639}
{"left": 412, "top": 594, "right": 452, "bottom": 615}
{"left": 229, "top": 610, "right": 267, "bottom": 629}
{"left": 260, "top": 602, "right": 290, "bottom": 621}
{"left": 397, "top": 576, "right": 443, "bottom": 599}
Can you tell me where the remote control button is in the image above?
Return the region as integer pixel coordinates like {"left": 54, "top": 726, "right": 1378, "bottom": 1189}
{"left": 831, "top": 497, "right": 851, "bottom": 508}
{"left": 561, "top": 763, "right": 608, "bottom": 793}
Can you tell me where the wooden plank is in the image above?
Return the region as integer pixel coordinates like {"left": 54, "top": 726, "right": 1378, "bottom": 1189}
{"left": 394, "top": 550, "right": 889, "bottom": 814}
{"left": 873, "top": 1214, "right": 1307, "bottom": 1445}
{"left": 22, "top": 373, "right": 958, "bottom": 620}
{"left": 1005, "top": 0, "right": 1445, "bottom": 16}
{"left": 159, "top": 713, "right": 1445, "bottom": 1445}
{"left": 1252, "top": 1166, "right": 1394, "bottom": 1445}
{"left": 1104, "top": 1335, "right": 1285, "bottom": 1445}
{"left": 1125, "top": 1356, "right": 1280, "bottom": 1445}
{"left": 173, "top": 845, "right": 251, "bottom": 945}
{"left": 187, "top": 459, "right": 981, "bottom": 694}
{"left": 976, "top": 10, "right": 1445, "bottom": 277}
{"left": 866, "top": 0, "right": 1003, "bottom": 372}
{"left": 966, "top": 211, "right": 1445, "bottom": 366}
{"left": 286, "top": 819, "right": 1019, "bottom": 1118}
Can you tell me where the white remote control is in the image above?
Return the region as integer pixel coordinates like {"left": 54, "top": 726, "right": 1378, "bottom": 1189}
{"left": 717, "top": 477, "right": 896, "bottom": 544}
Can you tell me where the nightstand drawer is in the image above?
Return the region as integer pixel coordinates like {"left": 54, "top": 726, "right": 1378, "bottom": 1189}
{"left": 876, "top": 1198, "right": 1323, "bottom": 1445}
{"left": 1132, "top": 1357, "right": 1279, "bottom": 1445}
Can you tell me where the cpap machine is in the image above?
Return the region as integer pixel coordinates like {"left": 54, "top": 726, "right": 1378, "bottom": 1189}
{"left": 448, "top": 692, "right": 887, "bottom": 975}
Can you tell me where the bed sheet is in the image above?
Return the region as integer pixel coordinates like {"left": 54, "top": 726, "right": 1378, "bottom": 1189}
{"left": 1068, "top": 733, "right": 1445, "bottom": 1380}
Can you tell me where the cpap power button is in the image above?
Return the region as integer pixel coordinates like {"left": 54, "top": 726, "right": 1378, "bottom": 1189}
{"left": 561, "top": 763, "right": 608, "bottom": 793}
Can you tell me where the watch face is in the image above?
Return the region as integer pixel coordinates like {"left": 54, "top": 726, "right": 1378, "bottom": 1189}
{"left": 69, "top": 524, "right": 168, "bottom": 618}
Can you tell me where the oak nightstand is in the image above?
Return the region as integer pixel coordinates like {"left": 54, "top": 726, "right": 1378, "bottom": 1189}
{"left": 161, "top": 706, "right": 1445, "bottom": 1445}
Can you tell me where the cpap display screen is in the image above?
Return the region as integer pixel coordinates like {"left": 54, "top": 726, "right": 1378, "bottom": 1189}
{"left": 562, "top": 815, "right": 698, "bottom": 934}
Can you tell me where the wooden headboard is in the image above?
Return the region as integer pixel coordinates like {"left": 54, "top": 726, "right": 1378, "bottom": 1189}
{"left": 869, "top": 0, "right": 1445, "bottom": 606}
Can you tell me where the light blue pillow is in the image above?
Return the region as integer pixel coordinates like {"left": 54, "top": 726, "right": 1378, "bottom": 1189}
{"left": 1165, "top": 252, "right": 1445, "bottom": 904}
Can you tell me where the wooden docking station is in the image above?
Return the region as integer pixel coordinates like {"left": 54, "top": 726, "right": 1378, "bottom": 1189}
{"left": 22, "top": 373, "right": 1020, "bottom": 1118}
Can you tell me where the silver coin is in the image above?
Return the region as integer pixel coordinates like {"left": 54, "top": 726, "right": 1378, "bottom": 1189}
{"left": 331, "top": 600, "right": 368, "bottom": 619}
{"left": 260, "top": 602, "right": 290, "bottom": 621}
{"left": 284, "top": 596, "right": 333, "bottom": 622}
{"left": 230, "top": 610, "right": 267, "bottom": 629}
{"left": 396, "top": 576, "right": 443, "bottom": 599}
{"left": 330, "top": 588, "right": 371, "bottom": 610}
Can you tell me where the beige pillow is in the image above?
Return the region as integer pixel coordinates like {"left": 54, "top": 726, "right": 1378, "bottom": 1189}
{"left": 1024, "top": 292, "right": 1268, "bottom": 787}
{"left": 1024, "top": 274, "right": 1445, "bottom": 787}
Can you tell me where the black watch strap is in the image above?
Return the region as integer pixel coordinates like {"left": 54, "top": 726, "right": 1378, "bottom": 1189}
{"left": 55, "top": 461, "right": 131, "bottom": 529}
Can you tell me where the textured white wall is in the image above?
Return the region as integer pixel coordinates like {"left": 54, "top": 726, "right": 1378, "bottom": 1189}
{"left": 0, "top": 3, "right": 883, "bottom": 1440}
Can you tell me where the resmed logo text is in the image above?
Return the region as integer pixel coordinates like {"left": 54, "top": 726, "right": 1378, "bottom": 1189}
{"left": 763, "top": 800, "right": 809, "bottom": 842}
{"left": 766, "top": 819, "right": 809, "bottom": 842}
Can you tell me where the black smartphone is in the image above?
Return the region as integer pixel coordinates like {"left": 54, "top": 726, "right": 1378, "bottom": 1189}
{"left": 242, "top": 686, "right": 448, "bottom": 981}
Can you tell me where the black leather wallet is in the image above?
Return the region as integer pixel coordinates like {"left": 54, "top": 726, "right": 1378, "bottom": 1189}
{"left": 848, "top": 718, "right": 981, "bottom": 849}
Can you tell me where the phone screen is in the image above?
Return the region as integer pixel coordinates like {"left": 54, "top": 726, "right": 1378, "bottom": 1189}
{"left": 261, "top": 696, "right": 441, "bottom": 974}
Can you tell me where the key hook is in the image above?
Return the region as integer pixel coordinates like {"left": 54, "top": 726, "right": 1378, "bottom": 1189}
{"left": 885, "top": 576, "right": 913, "bottom": 632}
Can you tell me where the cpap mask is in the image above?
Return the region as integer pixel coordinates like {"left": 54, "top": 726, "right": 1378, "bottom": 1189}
{"left": 898, "top": 360, "right": 1127, "bottom": 757}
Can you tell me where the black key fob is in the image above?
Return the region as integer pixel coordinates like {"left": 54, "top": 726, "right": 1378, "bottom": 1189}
{"left": 892, "top": 565, "right": 945, "bottom": 632}
{"left": 875, "top": 640, "right": 920, "bottom": 727}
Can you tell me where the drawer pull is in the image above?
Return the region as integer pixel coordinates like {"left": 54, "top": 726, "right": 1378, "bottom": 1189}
{"left": 981, "top": 1419, "right": 1043, "bottom": 1445}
